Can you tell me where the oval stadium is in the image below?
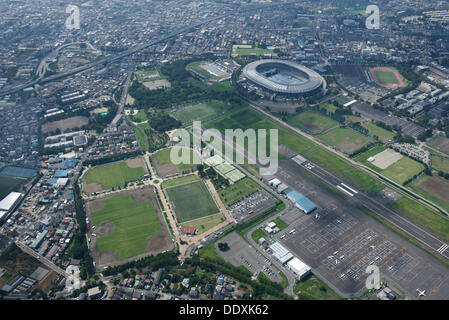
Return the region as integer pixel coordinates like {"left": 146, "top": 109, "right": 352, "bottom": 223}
{"left": 242, "top": 59, "right": 326, "bottom": 96}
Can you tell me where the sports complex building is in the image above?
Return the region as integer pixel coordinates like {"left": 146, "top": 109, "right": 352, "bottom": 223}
{"left": 242, "top": 59, "right": 326, "bottom": 96}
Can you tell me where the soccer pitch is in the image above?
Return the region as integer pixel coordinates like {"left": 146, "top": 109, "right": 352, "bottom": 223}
{"left": 166, "top": 180, "right": 220, "bottom": 223}
{"left": 374, "top": 70, "right": 399, "bottom": 84}
{"left": 90, "top": 194, "right": 162, "bottom": 260}
{"left": 85, "top": 159, "right": 145, "bottom": 190}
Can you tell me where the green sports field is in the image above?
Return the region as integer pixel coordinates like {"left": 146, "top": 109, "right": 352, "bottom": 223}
{"left": 166, "top": 180, "right": 220, "bottom": 223}
{"left": 362, "top": 122, "right": 395, "bottom": 143}
{"left": 218, "top": 177, "right": 261, "bottom": 206}
{"left": 319, "top": 127, "right": 373, "bottom": 154}
{"left": 381, "top": 156, "right": 425, "bottom": 185}
{"left": 90, "top": 194, "right": 162, "bottom": 260}
{"left": 287, "top": 111, "right": 338, "bottom": 135}
{"left": 374, "top": 70, "right": 399, "bottom": 84}
{"left": 172, "top": 100, "right": 229, "bottom": 125}
{"left": 85, "top": 160, "right": 146, "bottom": 190}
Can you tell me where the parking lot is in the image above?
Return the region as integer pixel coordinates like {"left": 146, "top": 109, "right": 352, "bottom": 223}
{"left": 216, "top": 232, "right": 282, "bottom": 283}
{"left": 228, "top": 190, "right": 277, "bottom": 222}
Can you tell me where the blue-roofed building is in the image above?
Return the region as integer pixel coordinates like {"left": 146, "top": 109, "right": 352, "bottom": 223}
{"left": 54, "top": 170, "right": 68, "bottom": 178}
{"left": 60, "top": 159, "right": 78, "bottom": 169}
{"left": 282, "top": 188, "right": 316, "bottom": 214}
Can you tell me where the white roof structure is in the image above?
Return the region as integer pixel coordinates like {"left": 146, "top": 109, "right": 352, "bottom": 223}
{"left": 269, "top": 242, "right": 294, "bottom": 264}
{"left": 268, "top": 178, "right": 281, "bottom": 187}
{"left": 287, "top": 257, "right": 311, "bottom": 279}
{"left": 0, "top": 192, "right": 23, "bottom": 211}
{"left": 268, "top": 222, "right": 276, "bottom": 229}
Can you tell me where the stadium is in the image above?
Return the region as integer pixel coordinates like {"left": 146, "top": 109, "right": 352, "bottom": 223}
{"left": 242, "top": 59, "right": 326, "bottom": 96}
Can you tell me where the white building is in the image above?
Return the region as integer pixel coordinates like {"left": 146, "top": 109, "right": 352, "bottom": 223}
{"left": 269, "top": 242, "right": 293, "bottom": 264}
{"left": 0, "top": 192, "right": 23, "bottom": 221}
{"left": 287, "top": 257, "right": 311, "bottom": 280}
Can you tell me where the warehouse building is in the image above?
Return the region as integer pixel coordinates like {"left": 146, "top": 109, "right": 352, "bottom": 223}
{"left": 287, "top": 257, "right": 311, "bottom": 280}
{"left": 0, "top": 192, "right": 24, "bottom": 221}
{"left": 282, "top": 188, "right": 317, "bottom": 214}
{"left": 269, "top": 242, "right": 293, "bottom": 264}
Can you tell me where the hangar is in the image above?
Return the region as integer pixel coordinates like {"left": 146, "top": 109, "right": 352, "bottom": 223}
{"left": 282, "top": 188, "right": 317, "bottom": 214}
{"left": 287, "top": 257, "right": 311, "bottom": 280}
{"left": 269, "top": 241, "right": 294, "bottom": 264}
{"left": 0, "top": 192, "right": 23, "bottom": 221}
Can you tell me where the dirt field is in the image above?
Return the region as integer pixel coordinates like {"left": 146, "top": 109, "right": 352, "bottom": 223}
{"left": 126, "top": 157, "right": 145, "bottom": 169}
{"left": 143, "top": 79, "right": 171, "bottom": 90}
{"left": 152, "top": 154, "right": 181, "bottom": 178}
{"left": 430, "top": 136, "right": 449, "bottom": 155}
{"left": 370, "top": 148, "right": 403, "bottom": 169}
{"left": 86, "top": 188, "right": 173, "bottom": 269}
{"left": 41, "top": 116, "right": 89, "bottom": 134}
{"left": 418, "top": 176, "right": 449, "bottom": 204}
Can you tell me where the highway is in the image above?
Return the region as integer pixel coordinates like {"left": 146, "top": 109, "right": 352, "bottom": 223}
{"left": 15, "top": 241, "right": 69, "bottom": 278}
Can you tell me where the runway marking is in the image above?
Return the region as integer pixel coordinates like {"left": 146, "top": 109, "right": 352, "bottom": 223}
{"left": 341, "top": 183, "right": 358, "bottom": 194}
{"left": 337, "top": 185, "right": 354, "bottom": 197}
{"left": 437, "top": 243, "right": 449, "bottom": 254}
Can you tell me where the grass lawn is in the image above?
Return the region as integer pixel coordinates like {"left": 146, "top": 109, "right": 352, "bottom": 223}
{"left": 362, "top": 122, "right": 394, "bottom": 143}
{"left": 294, "top": 275, "right": 341, "bottom": 300}
{"left": 132, "top": 126, "right": 146, "bottom": 151}
{"left": 390, "top": 197, "right": 449, "bottom": 243}
{"left": 319, "top": 127, "right": 373, "bottom": 154}
{"left": 343, "top": 169, "right": 383, "bottom": 192}
{"left": 319, "top": 102, "right": 339, "bottom": 113}
{"left": 428, "top": 135, "right": 449, "bottom": 155}
{"left": 166, "top": 180, "right": 220, "bottom": 223}
{"left": 381, "top": 157, "right": 425, "bottom": 185}
{"left": 218, "top": 177, "right": 261, "bottom": 206}
{"left": 85, "top": 160, "right": 145, "bottom": 190}
{"left": 232, "top": 45, "right": 276, "bottom": 57}
{"left": 135, "top": 69, "right": 166, "bottom": 82}
{"left": 161, "top": 174, "right": 201, "bottom": 189}
{"left": 172, "top": 100, "right": 229, "bottom": 125}
{"left": 251, "top": 229, "right": 267, "bottom": 242}
{"left": 304, "top": 147, "right": 353, "bottom": 172}
{"left": 90, "top": 194, "right": 161, "bottom": 260}
{"left": 129, "top": 110, "right": 148, "bottom": 123}
{"left": 154, "top": 148, "right": 198, "bottom": 170}
{"left": 287, "top": 111, "right": 339, "bottom": 135}
{"left": 273, "top": 218, "right": 288, "bottom": 231}
{"left": 407, "top": 175, "right": 449, "bottom": 212}
{"left": 374, "top": 70, "right": 399, "bottom": 84}
{"left": 355, "top": 144, "right": 388, "bottom": 171}
{"left": 431, "top": 155, "right": 449, "bottom": 173}
{"left": 183, "top": 213, "right": 226, "bottom": 234}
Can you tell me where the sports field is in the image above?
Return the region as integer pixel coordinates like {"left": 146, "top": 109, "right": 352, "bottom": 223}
{"left": 370, "top": 67, "right": 406, "bottom": 89}
{"left": 218, "top": 177, "right": 261, "bottom": 206}
{"left": 431, "top": 155, "right": 449, "bottom": 173}
{"left": 428, "top": 135, "right": 449, "bottom": 155}
{"left": 381, "top": 156, "right": 425, "bottom": 185}
{"left": 84, "top": 158, "right": 146, "bottom": 192}
{"left": 181, "top": 213, "right": 225, "bottom": 234}
{"left": 287, "top": 111, "right": 338, "bottom": 135}
{"left": 354, "top": 145, "right": 388, "bottom": 171}
{"left": 161, "top": 174, "right": 201, "bottom": 189}
{"left": 166, "top": 179, "right": 220, "bottom": 223}
{"left": 231, "top": 45, "right": 276, "bottom": 57}
{"left": 172, "top": 100, "right": 229, "bottom": 125}
{"left": 319, "top": 127, "right": 373, "bottom": 154}
{"left": 89, "top": 193, "right": 162, "bottom": 260}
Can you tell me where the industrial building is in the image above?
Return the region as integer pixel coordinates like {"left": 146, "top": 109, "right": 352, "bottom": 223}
{"left": 287, "top": 258, "right": 311, "bottom": 280}
{"left": 282, "top": 188, "right": 317, "bottom": 214}
{"left": 269, "top": 242, "right": 311, "bottom": 279}
{"left": 0, "top": 192, "right": 24, "bottom": 221}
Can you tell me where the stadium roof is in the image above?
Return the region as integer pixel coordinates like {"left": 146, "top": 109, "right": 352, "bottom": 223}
{"left": 0, "top": 192, "right": 23, "bottom": 211}
{"left": 284, "top": 189, "right": 317, "bottom": 214}
{"left": 243, "top": 59, "right": 325, "bottom": 94}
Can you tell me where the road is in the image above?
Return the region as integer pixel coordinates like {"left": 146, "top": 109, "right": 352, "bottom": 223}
{"left": 15, "top": 241, "right": 69, "bottom": 278}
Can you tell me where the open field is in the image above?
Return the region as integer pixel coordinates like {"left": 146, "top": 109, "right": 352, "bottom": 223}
{"left": 231, "top": 45, "right": 276, "bottom": 57}
{"left": 343, "top": 169, "right": 383, "bottom": 193}
{"left": 251, "top": 229, "right": 267, "bottom": 242}
{"left": 294, "top": 275, "right": 341, "bottom": 300}
{"left": 381, "top": 156, "right": 425, "bottom": 185}
{"left": 355, "top": 145, "right": 388, "bottom": 171}
{"left": 428, "top": 135, "right": 449, "bottom": 155}
{"left": 408, "top": 175, "right": 449, "bottom": 212}
{"left": 142, "top": 79, "right": 171, "bottom": 90}
{"left": 129, "top": 110, "right": 148, "bottom": 123}
{"left": 273, "top": 218, "right": 288, "bottom": 231}
{"left": 132, "top": 126, "right": 146, "bottom": 151}
{"left": 161, "top": 174, "right": 200, "bottom": 189}
{"left": 87, "top": 188, "right": 171, "bottom": 264}
{"left": 41, "top": 116, "right": 89, "bottom": 134}
{"left": 172, "top": 100, "right": 230, "bottom": 125}
{"left": 84, "top": 158, "right": 146, "bottom": 193}
{"left": 287, "top": 111, "right": 339, "bottom": 135}
{"left": 0, "top": 175, "right": 23, "bottom": 200}
{"left": 431, "top": 155, "right": 449, "bottom": 173}
{"left": 362, "top": 122, "right": 395, "bottom": 143}
{"left": 319, "top": 127, "right": 372, "bottom": 154}
{"left": 152, "top": 148, "right": 198, "bottom": 178}
{"left": 166, "top": 179, "right": 220, "bottom": 223}
{"left": 390, "top": 197, "right": 449, "bottom": 243}
{"left": 181, "top": 213, "right": 225, "bottom": 234}
{"left": 135, "top": 69, "right": 165, "bottom": 82}
{"left": 370, "top": 148, "right": 403, "bottom": 170}
{"left": 218, "top": 177, "right": 261, "bottom": 206}
{"left": 304, "top": 147, "right": 353, "bottom": 173}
